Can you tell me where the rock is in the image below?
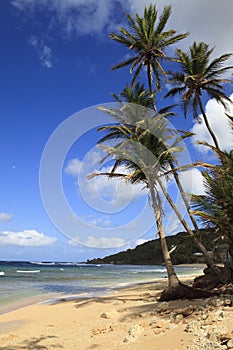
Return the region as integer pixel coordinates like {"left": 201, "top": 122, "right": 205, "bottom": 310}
{"left": 185, "top": 320, "right": 201, "bottom": 333}
{"left": 214, "top": 310, "right": 224, "bottom": 321}
{"left": 92, "top": 325, "right": 113, "bottom": 335}
{"left": 149, "top": 316, "right": 159, "bottom": 326}
{"left": 201, "top": 313, "right": 209, "bottom": 320}
{"left": 100, "top": 309, "right": 118, "bottom": 319}
{"left": 156, "top": 301, "right": 169, "bottom": 312}
{"left": 223, "top": 298, "right": 232, "bottom": 306}
{"left": 227, "top": 339, "right": 233, "bottom": 349}
{"left": 139, "top": 311, "right": 153, "bottom": 318}
{"left": 123, "top": 324, "right": 144, "bottom": 343}
{"left": 173, "top": 314, "right": 184, "bottom": 323}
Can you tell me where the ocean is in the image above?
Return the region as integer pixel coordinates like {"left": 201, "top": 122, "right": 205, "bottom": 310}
{"left": 0, "top": 261, "right": 204, "bottom": 314}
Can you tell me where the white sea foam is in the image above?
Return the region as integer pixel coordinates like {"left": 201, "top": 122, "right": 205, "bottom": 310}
{"left": 17, "top": 270, "right": 40, "bottom": 273}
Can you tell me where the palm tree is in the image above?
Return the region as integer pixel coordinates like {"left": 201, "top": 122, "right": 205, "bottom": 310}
{"left": 110, "top": 4, "right": 189, "bottom": 98}
{"left": 88, "top": 104, "right": 211, "bottom": 300}
{"left": 112, "top": 82, "right": 155, "bottom": 109}
{"left": 111, "top": 84, "right": 218, "bottom": 272}
{"left": 165, "top": 41, "right": 233, "bottom": 150}
{"left": 192, "top": 143, "right": 233, "bottom": 283}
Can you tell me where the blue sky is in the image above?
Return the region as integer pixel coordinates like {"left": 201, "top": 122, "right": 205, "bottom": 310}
{"left": 0, "top": 0, "right": 233, "bottom": 262}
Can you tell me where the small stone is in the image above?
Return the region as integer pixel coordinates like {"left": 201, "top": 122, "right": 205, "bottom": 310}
{"left": 174, "top": 314, "right": 184, "bottom": 323}
{"left": 100, "top": 309, "right": 118, "bottom": 319}
{"left": 185, "top": 320, "right": 200, "bottom": 333}
{"left": 123, "top": 324, "right": 144, "bottom": 343}
{"left": 223, "top": 299, "right": 232, "bottom": 307}
{"left": 149, "top": 316, "right": 159, "bottom": 325}
{"left": 202, "top": 313, "right": 209, "bottom": 320}
{"left": 227, "top": 339, "right": 233, "bottom": 349}
{"left": 156, "top": 301, "right": 169, "bottom": 312}
{"left": 214, "top": 310, "right": 224, "bottom": 321}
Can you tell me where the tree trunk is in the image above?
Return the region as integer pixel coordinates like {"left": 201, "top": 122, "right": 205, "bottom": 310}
{"left": 147, "top": 62, "right": 157, "bottom": 112}
{"left": 148, "top": 180, "right": 180, "bottom": 287}
{"left": 157, "top": 176, "right": 219, "bottom": 272}
{"left": 198, "top": 95, "right": 220, "bottom": 150}
{"left": 169, "top": 160, "right": 219, "bottom": 273}
{"left": 148, "top": 178, "right": 213, "bottom": 301}
{"left": 220, "top": 245, "right": 233, "bottom": 283}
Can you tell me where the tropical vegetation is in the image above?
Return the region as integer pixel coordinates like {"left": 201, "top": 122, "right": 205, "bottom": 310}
{"left": 165, "top": 42, "right": 233, "bottom": 151}
{"left": 87, "top": 3, "right": 233, "bottom": 299}
{"left": 191, "top": 132, "right": 233, "bottom": 284}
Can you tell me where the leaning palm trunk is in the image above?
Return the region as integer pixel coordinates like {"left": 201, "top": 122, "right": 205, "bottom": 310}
{"left": 169, "top": 160, "right": 219, "bottom": 273}
{"left": 198, "top": 95, "right": 220, "bottom": 150}
{"left": 221, "top": 246, "right": 233, "bottom": 284}
{"left": 148, "top": 179, "right": 180, "bottom": 287}
{"left": 156, "top": 175, "right": 219, "bottom": 272}
{"left": 148, "top": 179, "right": 212, "bottom": 301}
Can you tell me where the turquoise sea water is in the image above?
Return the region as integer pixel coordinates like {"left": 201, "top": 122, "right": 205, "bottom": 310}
{"left": 0, "top": 261, "right": 204, "bottom": 313}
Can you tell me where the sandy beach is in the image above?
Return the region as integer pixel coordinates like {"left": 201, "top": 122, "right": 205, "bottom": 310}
{"left": 0, "top": 276, "right": 232, "bottom": 350}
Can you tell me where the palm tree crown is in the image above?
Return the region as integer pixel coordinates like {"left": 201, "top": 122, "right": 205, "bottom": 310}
{"left": 165, "top": 41, "right": 233, "bottom": 149}
{"left": 110, "top": 4, "right": 189, "bottom": 94}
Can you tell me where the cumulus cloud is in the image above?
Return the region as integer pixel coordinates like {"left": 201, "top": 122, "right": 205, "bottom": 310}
{"left": 65, "top": 148, "right": 147, "bottom": 212}
{"left": 179, "top": 168, "right": 206, "bottom": 196}
{"left": 134, "top": 238, "right": 148, "bottom": 246}
{"left": 11, "top": 0, "right": 233, "bottom": 66}
{"left": 28, "top": 36, "right": 53, "bottom": 68}
{"left": 11, "top": 0, "right": 125, "bottom": 37}
{"left": 191, "top": 94, "right": 233, "bottom": 153}
{"left": 84, "top": 235, "right": 125, "bottom": 248}
{"left": 0, "top": 213, "right": 13, "bottom": 223}
{"left": 65, "top": 158, "right": 82, "bottom": 176}
{"left": 129, "top": 0, "right": 233, "bottom": 68}
{"left": 88, "top": 216, "right": 112, "bottom": 228}
{"left": 0, "top": 229, "right": 57, "bottom": 247}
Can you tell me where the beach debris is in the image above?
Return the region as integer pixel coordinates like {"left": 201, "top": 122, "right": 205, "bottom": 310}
{"left": 123, "top": 324, "right": 144, "bottom": 343}
{"left": 227, "top": 339, "right": 233, "bottom": 349}
{"left": 100, "top": 309, "right": 119, "bottom": 319}
{"left": 92, "top": 325, "right": 113, "bottom": 336}
{"left": 149, "top": 315, "right": 159, "bottom": 326}
{"left": 184, "top": 295, "right": 233, "bottom": 350}
{"left": 204, "top": 295, "right": 233, "bottom": 308}
{"left": 138, "top": 311, "right": 154, "bottom": 318}
{"left": 156, "top": 301, "right": 169, "bottom": 312}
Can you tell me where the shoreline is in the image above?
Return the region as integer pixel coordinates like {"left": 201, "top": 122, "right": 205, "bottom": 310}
{"left": 0, "top": 264, "right": 206, "bottom": 316}
{"left": 0, "top": 274, "right": 232, "bottom": 350}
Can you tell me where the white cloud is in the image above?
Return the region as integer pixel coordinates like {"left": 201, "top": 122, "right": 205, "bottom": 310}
{"left": 84, "top": 235, "right": 125, "bottom": 248}
{"left": 129, "top": 0, "right": 233, "bottom": 68}
{"left": 11, "top": 0, "right": 124, "bottom": 37}
{"left": 134, "top": 238, "right": 148, "bottom": 246}
{"left": 180, "top": 168, "right": 206, "bottom": 196}
{"left": 28, "top": 36, "right": 53, "bottom": 68}
{"left": 65, "top": 148, "right": 147, "bottom": 212}
{"left": 0, "top": 229, "right": 57, "bottom": 247}
{"left": 65, "top": 158, "right": 82, "bottom": 176}
{"left": 0, "top": 213, "right": 13, "bottom": 223}
{"left": 11, "top": 0, "right": 233, "bottom": 67}
{"left": 191, "top": 94, "right": 233, "bottom": 153}
{"left": 88, "top": 216, "right": 112, "bottom": 228}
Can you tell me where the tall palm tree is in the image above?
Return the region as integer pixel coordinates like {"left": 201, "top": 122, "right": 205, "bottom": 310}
{"left": 111, "top": 84, "right": 218, "bottom": 271}
{"left": 165, "top": 41, "right": 233, "bottom": 150}
{"left": 110, "top": 4, "right": 189, "bottom": 98}
{"left": 88, "top": 104, "right": 211, "bottom": 300}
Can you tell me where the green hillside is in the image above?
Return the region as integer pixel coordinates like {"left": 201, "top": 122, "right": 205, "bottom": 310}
{"left": 87, "top": 230, "right": 223, "bottom": 265}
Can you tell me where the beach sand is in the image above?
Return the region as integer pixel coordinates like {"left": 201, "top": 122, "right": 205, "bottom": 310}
{"left": 0, "top": 276, "right": 232, "bottom": 350}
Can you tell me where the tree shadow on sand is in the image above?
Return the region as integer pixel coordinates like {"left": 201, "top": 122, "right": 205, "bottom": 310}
{"left": 0, "top": 335, "right": 63, "bottom": 350}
